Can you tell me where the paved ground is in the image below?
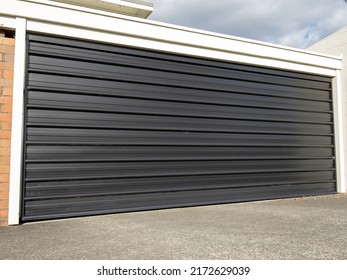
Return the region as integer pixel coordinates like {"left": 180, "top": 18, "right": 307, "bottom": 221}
{"left": 0, "top": 194, "right": 346, "bottom": 260}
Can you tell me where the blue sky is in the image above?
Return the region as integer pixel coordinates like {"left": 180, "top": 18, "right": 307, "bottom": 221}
{"left": 149, "top": 0, "right": 347, "bottom": 49}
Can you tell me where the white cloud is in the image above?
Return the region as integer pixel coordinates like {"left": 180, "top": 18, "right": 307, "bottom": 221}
{"left": 149, "top": 0, "right": 347, "bottom": 49}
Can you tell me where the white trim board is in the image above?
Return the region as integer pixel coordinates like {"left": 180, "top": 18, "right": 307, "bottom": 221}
{"left": 8, "top": 17, "right": 27, "bottom": 225}
{"left": 333, "top": 70, "right": 346, "bottom": 193}
{"left": 0, "top": 15, "right": 17, "bottom": 29}
{"left": 22, "top": 0, "right": 153, "bottom": 19}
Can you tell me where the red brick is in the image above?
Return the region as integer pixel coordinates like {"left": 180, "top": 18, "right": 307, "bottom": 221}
{"left": 0, "top": 173, "right": 10, "bottom": 184}
{"left": 0, "top": 219, "right": 8, "bottom": 227}
{"left": 0, "top": 203, "right": 9, "bottom": 213}
{"left": 0, "top": 139, "right": 11, "bottom": 148}
{"left": 2, "top": 87, "right": 13, "bottom": 96}
{"left": 0, "top": 201, "right": 9, "bottom": 208}
{"left": 0, "top": 165, "right": 10, "bottom": 174}
{"left": 0, "top": 200, "right": 9, "bottom": 208}
{"left": 0, "top": 67, "right": 12, "bottom": 203}
{"left": 0, "top": 191, "right": 9, "bottom": 200}
{"left": 0, "top": 61, "right": 14, "bottom": 70}
{"left": 0, "top": 131, "right": 11, "bottom": 139}
{"left": 4, "top": 38, "right": 15, "bottom": 46}
{"left": 0, "top": 182, "right": 9, "bottom": 191}
{"left": 0, "top": 112, "right": 12, "bottom": 121}
{"left": 0, "top": 156, "right": 10, "bottom": 164}
{"left": 0, "top": 208, "right": 9, "bottom": 218}
{"left": 0, "top": 79, "right": 13, "bottom": 87}
{"left": 0, "top": 174, "right": 10, "bottom": 183}
{"left": 1, "top": 104, "right": 12, "bottom": 113}
{"left": 1, "top": 121, "right": 12, "bottom": 130}
{"left": 0, "top": 199, "right": 9, "bottom": 206}
{"left": 0, "top": 45, "right": 14, "bottom": 53}
{"left": 3, "top": 70, "right": 13, "bottom": 79}
{"left": 3, "top": 54, "right": 14, "bottom": 62}
{"left": 0, "top": 148, "right": 11, "bottom": 156}
{"left": 0, "top": 95, "right": 12, "bottom": 104}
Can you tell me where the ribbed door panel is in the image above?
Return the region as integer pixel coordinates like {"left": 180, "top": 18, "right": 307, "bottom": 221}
{"left": 22, "top": 34, "right": 336, "bottom": 221}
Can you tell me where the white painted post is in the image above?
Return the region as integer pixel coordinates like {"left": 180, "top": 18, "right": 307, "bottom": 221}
{"left": 332, "top": 69, "right": 346, "bottom": 193}
{"left": 8, "top": 17, "right": 27, "bottom": 225}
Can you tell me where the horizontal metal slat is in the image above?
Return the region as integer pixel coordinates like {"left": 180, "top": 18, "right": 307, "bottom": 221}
{"left": 27, "top": 34, "right": 333, "bottom": 83}
{"left": 28, "top": 91, "right": 332, "bottom": 117}
{"left": 26, "top": 127, "right": 334, "bottom": 146}
{"left": 27, "top": 92, "right": 333, "bottom": 124}
{"left": 28, "top": 73, "right": 332, "bottom": 103}
{"left": 26, "top": 109, "right": 334, "bottom": 136}
{"left": 24, "top": 171, "right": 336, "bottom": 199}
{"left": 28, "top": 56, "right": 333, "bottom": 99}
{"left": 25, "top": 145, "right": 335, "bottom": 162}
{"left": 22, "top": 182, "right": 336, "bottom": 221}
{"left": 27, "top": 87, "right": 332, "bottom": 113}
{"left": 25, "top": 159, "right": 335, "bottom": 181}
{"left": 29, "top": 42, "right": 331, "bottom": 90}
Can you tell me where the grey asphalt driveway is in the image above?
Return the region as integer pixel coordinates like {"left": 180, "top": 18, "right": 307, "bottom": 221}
{"left": 0, "top": 194, "right": 346, "bottom": 260}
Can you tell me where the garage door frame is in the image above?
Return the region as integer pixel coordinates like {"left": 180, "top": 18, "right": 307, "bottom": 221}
{"left": 20, "top": 33, "right": 339, "bottom": 221}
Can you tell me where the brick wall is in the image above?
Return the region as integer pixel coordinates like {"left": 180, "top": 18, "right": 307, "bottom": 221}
{"left": 0, "top": 32, "right": 15, "bottom": 226}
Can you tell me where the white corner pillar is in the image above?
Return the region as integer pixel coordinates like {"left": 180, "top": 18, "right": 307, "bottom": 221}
{"left": 332, "top": 69, "right": 346, "bottom": 193}
{"left": 8, "top": 17, "right": 27, "bottom": 225}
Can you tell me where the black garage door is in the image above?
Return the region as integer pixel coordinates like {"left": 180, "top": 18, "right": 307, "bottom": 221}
{"left": 22, "top": 34, "right": 336, "bottom": 222}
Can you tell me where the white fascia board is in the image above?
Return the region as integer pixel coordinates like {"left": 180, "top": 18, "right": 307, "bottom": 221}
{"left": 54, "top": 0, "right": 153, "bottom": 10}
{"left": 0, "top": 15, "right": 17, "bottom": 29}
{"left": 1, "top": 0, "right": 341, "bottom": 75}
{"left": 23, "top": 0, "right": 153, "bottom": 19}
